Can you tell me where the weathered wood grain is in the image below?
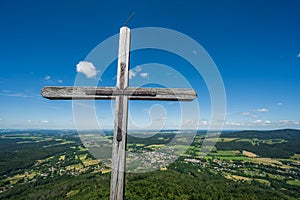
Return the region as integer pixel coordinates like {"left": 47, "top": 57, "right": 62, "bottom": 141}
{"left": 110, "top": 26, "right": 130, "bottom": 200}
{"left": 41, "top": 86, "right": 197, "bottom": 101}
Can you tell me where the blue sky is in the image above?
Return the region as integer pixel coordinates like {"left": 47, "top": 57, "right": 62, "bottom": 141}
{"left": 0, "top": 0, "right": 299, "bottom": 130}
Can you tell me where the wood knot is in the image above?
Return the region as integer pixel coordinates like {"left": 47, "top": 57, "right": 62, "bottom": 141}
{"left": 117, "top": 127, "right": 122, "bottom": 142}
{"left": 120, "top": 62, "right": 126, "bottom": 70}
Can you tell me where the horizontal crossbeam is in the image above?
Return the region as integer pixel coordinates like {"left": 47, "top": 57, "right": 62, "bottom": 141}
{"left": 85, "top": 88, "right": 157, "bottom": 96}
{"left": 42, "top": 86, "right": 197, "bottom": 101}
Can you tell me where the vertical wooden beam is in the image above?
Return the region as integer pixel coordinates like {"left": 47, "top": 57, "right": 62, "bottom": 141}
{"left": 110, "top": 27, "right": 130, "bottom": 200}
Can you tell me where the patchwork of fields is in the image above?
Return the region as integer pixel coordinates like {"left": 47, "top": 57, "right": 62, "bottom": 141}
{"left": 0, "top": 129, "right": 299, "bottom": 199}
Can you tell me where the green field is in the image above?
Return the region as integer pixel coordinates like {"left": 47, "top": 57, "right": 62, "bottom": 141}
{"left": 291, "top": 153, "right": 300, "bottom": 160}
{"left": 209, "top": 150, "right": 241, "bottom": 156}
{"left": 287, "top": 180, "right": 300, "bottom": 187}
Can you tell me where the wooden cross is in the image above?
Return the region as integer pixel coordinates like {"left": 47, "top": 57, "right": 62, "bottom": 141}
{"left": 42, "top": 27, "right": 197, "bottom": 200}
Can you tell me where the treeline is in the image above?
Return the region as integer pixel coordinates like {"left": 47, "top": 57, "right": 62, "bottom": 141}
{"left": 127, "top": 133, "right": 176, "bottom": 146}
{"left": 220, "top": 129, "right": 300, "bottom": 141}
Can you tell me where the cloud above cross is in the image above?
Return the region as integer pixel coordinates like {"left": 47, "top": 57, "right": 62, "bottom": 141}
{"left": 129, "top": 66, "right": 149, "bottom": 79}
{"left": 76, "top": 61, "right": 99, "bottom": 78}
{"left": 140, "top": 72, "right": 149, "bottom": 79}
{"left": 129, "top": 66, "right": 141, "bottom": 79}
{"left": 44, "top": 75, "right": 51, "bottom": 81}
{"left": 240, "top": 108, "right": 269, "bottom": 118}
{"left": 257, "top": 108, "right": 269, "bottom": 113}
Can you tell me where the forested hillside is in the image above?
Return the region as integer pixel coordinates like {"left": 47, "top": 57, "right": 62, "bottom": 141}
{"left": 0, "top": 163, "right": 292, "bottom": 200}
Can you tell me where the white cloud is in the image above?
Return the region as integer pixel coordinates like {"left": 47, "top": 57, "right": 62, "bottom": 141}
{"left": 276, "top": 120, "right": 300, "bottom": 126}
{"left": 76, "top": 61, "right": 99, "bottom": 78}
{"left": 241, "top": 112, "right": 251, "bottom": 116}
{"left": 39, "top": 120, "right": 49, "bottom": 123}
{"left": 135, "top": 66, "right": 141, "bottom": 72}
{"left": 181, "top": 119, "right": 209, "bottom": 127}
{"left": 140, "top": 72, "right": 149, "bottom": 79}
{"left": 292, "top": 121, "right": 300, "bottom": 125}
{"left": 199, "top": 120, "right": 208, "bottom": 126}
{"left": 252, "top": 120, "right": 262, "bottom": 124}
{"left": 221, "top": 117, "right": 300, "bottom": 129}
{"left": 225, "top": 121, "right": 245, "bottom": 126}
{"left": 257, "top": 108, "right": 269, "bottom": 112}
{"left": 44, "top": 75, "right": 51, "bottom": 81}
{"left": 58, "top": 80, "right": 63, "bottom": 83}
{"left": 250, "top": 120, "right": 271, "bottom": 126}
{"left": 241, "top": 112, "right": 259, "bottom": 118}
{"left": 224, "top": 119, "right": 300, "bottom": 128}
{"left": 129, "top": 70, "right": 136, "bottom": 79}
{"left": 277, "top": 120, "right": 289, "bottom": 125}
{"left": 129, "top": 66, "right": 142, "bottom": 79}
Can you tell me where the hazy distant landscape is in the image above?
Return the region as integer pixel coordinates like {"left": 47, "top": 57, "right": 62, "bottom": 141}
{"left": 0, "top": 129, "right": 299, "bottom": 199}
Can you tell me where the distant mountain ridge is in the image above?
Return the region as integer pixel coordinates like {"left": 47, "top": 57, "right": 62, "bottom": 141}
{"left": 221, "top": 129, "right": 300, "bottom": 140}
